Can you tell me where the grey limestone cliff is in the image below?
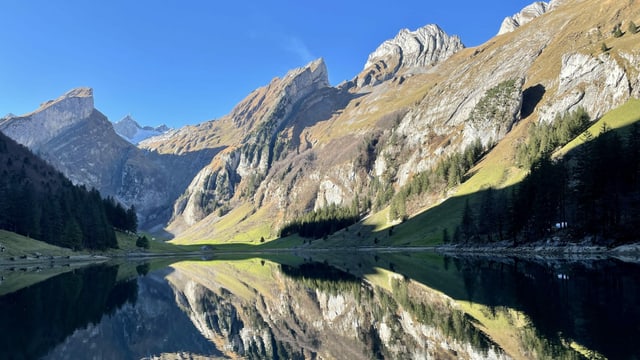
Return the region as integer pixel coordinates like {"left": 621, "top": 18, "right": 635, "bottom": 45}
{"left": 539, "top": 52, "right": 633, "bottom": 123}
{"left": 497, "top": 0, "right": 569, "bottom": 35}
{"left": 0, "top": 88, "right": 94, "bottom": 150}
{"left": 357, "top": 24, "right": 464, "bottom": 87}
{"left": 498, "top": 2, "right": 550, "bottom": 35}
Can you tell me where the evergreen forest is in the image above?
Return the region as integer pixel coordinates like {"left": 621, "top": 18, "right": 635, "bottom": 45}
{"left": 0, "top": 132, "right": 137, "bottom": 250}
{"left": 457, "top": 112, "right": 640, "bottom": 245}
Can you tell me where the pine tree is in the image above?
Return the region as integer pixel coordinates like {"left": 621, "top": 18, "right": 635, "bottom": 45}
{"left": 442, "top": 228, "right": 450, "bottom": 243}
{"left": 136, "top": 235, "right": 150, "bottom": 249}
{"left": 461, "top": 199, "right": 476, "bottom": 242}
{"left": 478, "top": 187, "right": 496, "bottom": 242}
{"left": 613, "top": 24, "right": 623, "bottom": 38}
{"left": 62, "top": 218, "right": 83, "bottom": 250}
{"left": 125, "top": 205, "right": 138, "bottom": 232}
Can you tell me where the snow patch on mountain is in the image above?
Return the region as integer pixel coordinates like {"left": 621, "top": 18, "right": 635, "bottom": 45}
{"left": 113, "top": 115, "right": 171, "bottom": 145}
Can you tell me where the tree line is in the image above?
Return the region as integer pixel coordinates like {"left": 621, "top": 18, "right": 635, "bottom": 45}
{"left": 0, "top": 132, "right": 136, "bottom": 250}
{"left": 279, "top": 203, "right": 359, "bottom": 239}
{"left": 455, "top": 113, "right": 640, "bottom": 245}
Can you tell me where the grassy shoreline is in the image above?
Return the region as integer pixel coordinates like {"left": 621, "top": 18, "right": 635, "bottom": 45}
{"left": 3, "top": 227, "right": 639, "bottom": 269}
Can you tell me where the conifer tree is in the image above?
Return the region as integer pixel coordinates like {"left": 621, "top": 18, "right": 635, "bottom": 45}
{"left": 613, "top": 24, "right": 623, "bottom": 38}
{"left": 461, "top": 199, "right": 476, "bottom": 242}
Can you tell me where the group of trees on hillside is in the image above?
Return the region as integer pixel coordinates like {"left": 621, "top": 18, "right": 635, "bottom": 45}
{"left": 279, "top": 203, "right": 360, "bottom": 239}
{"left": 0, "top": 134, "right": 137, "bottom": 250}
{"left": 455, "top": 114, "right": 640, "bottom": 245}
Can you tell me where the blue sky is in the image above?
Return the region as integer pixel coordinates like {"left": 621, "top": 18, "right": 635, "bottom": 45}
{"left": 0, "top": 1, "right": 537, "bottom": 128}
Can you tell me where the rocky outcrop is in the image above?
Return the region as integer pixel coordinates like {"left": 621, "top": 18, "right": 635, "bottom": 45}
{"left": 498, "top": 0, "right": 568, "bottom": 35}
{"left": 463, "top": 78, "right": 524, "bottom": 146}
{"left": 498, "top": 2, "right": 550, "bottom": 35}
{"left": 539, "top": 52, "right": 631, "bottom": 123}
{"left": 357, "top": 24, "right": 464, "bottom": 87}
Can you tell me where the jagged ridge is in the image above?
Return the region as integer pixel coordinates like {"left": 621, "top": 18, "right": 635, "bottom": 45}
{"left": 357, "top": 24, "right": 464, "bottom": 87}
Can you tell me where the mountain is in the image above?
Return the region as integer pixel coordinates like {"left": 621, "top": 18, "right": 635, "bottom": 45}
{"left": 164, "top": 0, "right": 640, "bottom": 243}
{"left": 113, "top": 115, "right": 171, "bottom": 145}
{"left": 3, "top": 0, "right": 640, "bottom": 244}
{"left": 0, "top": 89, "right": 218, "bottom": 230}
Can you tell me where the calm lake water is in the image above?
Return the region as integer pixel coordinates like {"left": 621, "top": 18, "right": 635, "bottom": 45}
{"left": 1, "top": 251, "right": 638, "bottom": 359}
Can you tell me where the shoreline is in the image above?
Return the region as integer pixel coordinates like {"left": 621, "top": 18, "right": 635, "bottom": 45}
{"left": 2, "top": 241, "right": 640, "bottom": 269}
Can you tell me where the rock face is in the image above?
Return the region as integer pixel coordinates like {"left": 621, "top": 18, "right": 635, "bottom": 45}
{"left": 0, "top": 88, "right": 94, "bottom": 150}
{"left": 357, "top": 24, "right": 464, "bottom": 87}
{"left": 171, "top": 59, "right": 335, "bottom": 226}
{"left": 0, "top": 88, "right": 217, "bottom": 229}
{"left": 113, "top": 114, "right": 170, "bottom": 144}
{"left": 539, "top": 52, "right": 632, "bottom": 123}
{"left": 498, "top": 2, "right": 550, "bottom": 35}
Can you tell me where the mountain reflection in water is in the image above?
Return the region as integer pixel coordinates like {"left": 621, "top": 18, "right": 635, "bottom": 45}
{"left": 0, "top": 253, "right": 638, "bottom": 359}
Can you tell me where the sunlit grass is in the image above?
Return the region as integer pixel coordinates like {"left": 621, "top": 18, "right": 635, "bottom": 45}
{"left": 556, "top": 98, "right": 640, "bottom": 157}
{"left": 172, "top": 202, "right": 275, "bottom": 245}
{"left": 111, "top": 231, "right": 200, "bottom": 254}
{"left": 0, "top": 229, "right": 75, "bottom": 258}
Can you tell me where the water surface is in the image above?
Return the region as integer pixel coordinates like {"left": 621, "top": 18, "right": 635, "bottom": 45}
{"left": 0, "top": 252, "right": 638, "bottom": 359}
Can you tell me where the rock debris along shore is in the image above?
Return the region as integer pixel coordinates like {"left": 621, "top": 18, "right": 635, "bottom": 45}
{"left": 435, "top": 240, "right": 640, "bottom": 257}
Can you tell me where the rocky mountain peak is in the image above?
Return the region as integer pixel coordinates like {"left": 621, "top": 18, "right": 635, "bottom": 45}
{"left": 498, "top": 1, "right": 552, "bottom": 35}
{"left": 35, "top": 87, "right": 94, "bottom": 115}
{"left": 282, "top": 58, "right": 330, "bottom": 96}
{"left": 113, "top": 115, "right": 141, "bottom": 137}
{"left": 0, "top": 87, "right": 95, "bottom": 149}
{"left": 227, "top": 58, "right": 329, "bottom": 131}
{"left": 358, "top": 24, "right": 464, "bottom": 87}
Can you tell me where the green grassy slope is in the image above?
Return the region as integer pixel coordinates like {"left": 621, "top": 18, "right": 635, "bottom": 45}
{"left": 0, "top": 230, "right": 76, "bottom": 259}
{"left": 556, "top": 98, "right": 640, "bottom": 156}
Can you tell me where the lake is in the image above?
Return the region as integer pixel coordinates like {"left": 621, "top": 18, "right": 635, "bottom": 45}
{"left": 0, "top": 251, "right": 638, "bottom": 359}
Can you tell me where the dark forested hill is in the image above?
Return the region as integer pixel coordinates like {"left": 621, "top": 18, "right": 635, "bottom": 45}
{"left": 0, "top": 131, "right": 136, "bottom": 250}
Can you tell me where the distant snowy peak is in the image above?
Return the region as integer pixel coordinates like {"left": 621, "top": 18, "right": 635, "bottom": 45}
{"left": 113, "top": 115, "right": 171, "bottom": 145}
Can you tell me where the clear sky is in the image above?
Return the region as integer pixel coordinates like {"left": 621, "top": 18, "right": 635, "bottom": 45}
{"left": 0, "top": 0, "right": 538, "bottom": 128}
